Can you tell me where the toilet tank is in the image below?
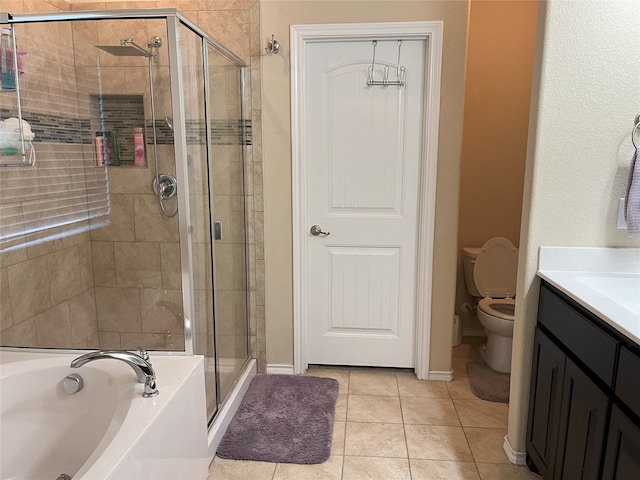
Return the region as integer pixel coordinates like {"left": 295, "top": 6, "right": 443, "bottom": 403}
{"left": 462, "top": 247, "right": 481, "bottom": 297}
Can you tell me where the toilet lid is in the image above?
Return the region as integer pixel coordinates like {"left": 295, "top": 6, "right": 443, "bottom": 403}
{"left": 473, "top": 237, "right": 518, "bottom": 298}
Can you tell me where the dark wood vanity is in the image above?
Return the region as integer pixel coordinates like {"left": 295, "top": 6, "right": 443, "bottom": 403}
{"left": 526, "top": 281, "right": 640, "bottom": 479}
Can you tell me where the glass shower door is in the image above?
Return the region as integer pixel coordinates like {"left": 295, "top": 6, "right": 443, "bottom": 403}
{"left": 206, "top": 43, "right": 249, "bottom": 405}
{"left": 173, "top": 23, "right": 219, "bottom": 419}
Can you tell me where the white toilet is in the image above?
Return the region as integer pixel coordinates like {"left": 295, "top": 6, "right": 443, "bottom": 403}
{"left": 462, "top": 237, "right": 518, "bottom": 373}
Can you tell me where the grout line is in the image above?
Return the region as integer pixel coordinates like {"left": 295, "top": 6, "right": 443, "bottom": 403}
{"left": 452, "top": 349, "right": 480, "bottom": 474}
{"left": 397, "top": 373, "right": 415, "bottom": 480}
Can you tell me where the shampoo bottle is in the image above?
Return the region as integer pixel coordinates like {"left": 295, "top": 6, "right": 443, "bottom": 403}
{"left": 133, "top": 127, "right": 145, "bottom": 167}
{"left": 95, "top": 132, "right": 104, "bottom": 166}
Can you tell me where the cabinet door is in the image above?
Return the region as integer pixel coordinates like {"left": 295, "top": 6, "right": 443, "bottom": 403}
{"left": 527, "top": 328, "right": 566, "bottom": 479}
{"left": 602, "top": 406, "right": 640, "bottom": 479}
{"left": 554, "top": 359, "right": 609, "bottom": 480}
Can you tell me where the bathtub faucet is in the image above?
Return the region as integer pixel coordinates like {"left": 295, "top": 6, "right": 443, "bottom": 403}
{"left": 70, "top": 349, "right": 159, "bottom": 398}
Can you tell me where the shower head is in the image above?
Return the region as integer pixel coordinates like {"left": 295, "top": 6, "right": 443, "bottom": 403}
{"left": 95, "top": 37, "right": 158, "bottom": 58}
{"left": 95, "top": 45, "right": 153, "bottom": 57}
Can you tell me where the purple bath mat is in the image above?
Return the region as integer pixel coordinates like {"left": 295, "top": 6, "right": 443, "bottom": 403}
{"left": 216, "top": 374, "right": 339, "bottom": 464}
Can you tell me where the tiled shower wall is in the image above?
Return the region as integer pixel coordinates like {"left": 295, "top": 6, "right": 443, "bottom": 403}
{"left": 0, "top": 0, "right": 102, "bottom": 349}
{"left": 76, "top": 15, "right": 184, "bottom": 351}
{"left": 0, "top": 0, "right": 265, "bottom": 370}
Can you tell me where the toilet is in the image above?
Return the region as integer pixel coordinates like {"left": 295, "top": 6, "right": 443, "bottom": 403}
{"left": 462, "top": 237, "right": 518, "bottom": 373}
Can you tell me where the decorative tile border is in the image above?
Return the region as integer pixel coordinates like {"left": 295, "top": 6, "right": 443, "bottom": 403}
{"left": 1, "top": 108, "right": 251, "bottom": 149}
{"left": 182, "top": 119, "right": 250, "bottom": 147}
{"left": 0, "top": 108, "right": 89, "bottom": 144}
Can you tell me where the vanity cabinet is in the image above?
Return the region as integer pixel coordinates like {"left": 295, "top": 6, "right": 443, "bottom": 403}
{"left": 526, "top": 281, "right": 640, "bottom": 480}
{"left": 602, "top": 406, "right": 640, "bottom": 479}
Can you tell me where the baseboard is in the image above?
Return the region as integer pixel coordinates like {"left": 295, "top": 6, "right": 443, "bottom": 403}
{"left": 428, "top": 369, "right": 453, "bottom": 381}
{"left": 503, "top": 435, "right": 527, "bottom": 466}
{"left": 208, "top": 358, "right": 257, "bottom": 458}
{"left": 265, "top": 363, "right": 296, "bottom": 375}
{"left": 462, "top": 328, "right": 487, "bottom": 337}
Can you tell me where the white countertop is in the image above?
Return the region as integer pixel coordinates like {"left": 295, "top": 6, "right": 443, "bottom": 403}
{"left": 538, "top": 247, "right": 640, "bottom": 345}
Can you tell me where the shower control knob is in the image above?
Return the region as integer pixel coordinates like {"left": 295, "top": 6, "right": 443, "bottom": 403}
{"left": 310, "top": 225, "right": 330, "bottom": 236}
{"left": 62, "top": 373, "right": 84, "bottom": 394}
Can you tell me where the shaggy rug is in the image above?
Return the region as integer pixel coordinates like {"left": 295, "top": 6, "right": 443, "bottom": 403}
{"left": 466, "top": 360, "right": 510, "bottom": 403}
{"left": 216, "top": 374, "right": 340, "bottom": 464}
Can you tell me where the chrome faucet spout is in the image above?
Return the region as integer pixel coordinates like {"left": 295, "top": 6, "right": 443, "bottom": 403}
{"left": 70, "top": 350, "right": 159, "bottom": 398}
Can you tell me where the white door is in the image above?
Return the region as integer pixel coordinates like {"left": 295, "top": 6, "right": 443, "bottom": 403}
{"left": 304, "top": 39, "right": 426, "bottom": 367}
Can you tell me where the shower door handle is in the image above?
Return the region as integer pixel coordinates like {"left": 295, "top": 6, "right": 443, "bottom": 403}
{"left": 310, "top": 225, "right": 330, "bottom": 236}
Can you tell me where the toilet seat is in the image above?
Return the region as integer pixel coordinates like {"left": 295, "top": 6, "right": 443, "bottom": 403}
{"left": 478, "top": 297, "right": 516, "bottom": 321}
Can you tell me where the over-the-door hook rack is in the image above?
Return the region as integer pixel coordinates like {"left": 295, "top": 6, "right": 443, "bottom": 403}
{"left": 265, "top": 34, "right": 280, "bottom": 55}
{"left": 366, "top": 40, "right": 406, "bottom": 88}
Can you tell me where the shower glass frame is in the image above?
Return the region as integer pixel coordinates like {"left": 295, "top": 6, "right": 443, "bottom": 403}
{"left": 4, "top": 8, "right": 251, "bottom": 415}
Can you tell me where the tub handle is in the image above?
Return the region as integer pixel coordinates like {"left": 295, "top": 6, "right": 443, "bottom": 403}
{"left": 135, "top": 347, "right": 150, "bottom": 361}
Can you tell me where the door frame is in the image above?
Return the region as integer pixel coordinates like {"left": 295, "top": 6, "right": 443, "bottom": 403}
{"left": 291, "top": 22, "right": 443, "bottom": 379}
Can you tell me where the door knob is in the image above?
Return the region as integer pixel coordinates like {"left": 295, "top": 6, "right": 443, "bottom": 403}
{"left": 310, "top": 225, "right": 330, "bottom": 236}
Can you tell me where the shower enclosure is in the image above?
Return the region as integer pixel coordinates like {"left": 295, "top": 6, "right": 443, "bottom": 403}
{"left": 0, "top": 9, "right": 251, "bottom": 425}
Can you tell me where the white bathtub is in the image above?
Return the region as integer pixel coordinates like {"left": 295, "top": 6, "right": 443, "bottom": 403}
{"left": 0, "top": 351, "right": 210, "bottom": 480}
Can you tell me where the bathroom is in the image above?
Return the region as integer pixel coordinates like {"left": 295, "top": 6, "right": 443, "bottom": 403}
{"left": 1, "top": 0, "right": 639, "bottom": 479}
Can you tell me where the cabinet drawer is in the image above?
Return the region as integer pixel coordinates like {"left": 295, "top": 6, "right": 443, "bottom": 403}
{"left": 616, "top": 346, "right": 640, "bottom": 419}
{"left": 538, "top": 285, "right": 617, "bottom": 387}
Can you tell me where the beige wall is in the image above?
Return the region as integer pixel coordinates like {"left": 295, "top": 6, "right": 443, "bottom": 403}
{"left": 456, "top": 0, "right": 537, "bottom": 332}
{"left": 260, "top": 0, "right": 469, "bottom": 371}
{"left": 509, "top": 0, "right": 640, "bottom": 453}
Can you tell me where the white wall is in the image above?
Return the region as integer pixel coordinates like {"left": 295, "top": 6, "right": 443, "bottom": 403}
{"left": 509, "top": 0, "right": 640, "bottom": 452}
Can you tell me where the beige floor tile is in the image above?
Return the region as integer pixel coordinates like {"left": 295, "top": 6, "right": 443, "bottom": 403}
{"left": 454, "top": 399, "right": 509, "bottom": 428}
{"left": 349, "top": 370, "right": 399, "bottom": 396}
{"left": 446, "top": 378, "right": 477, "bottom": 399}
{"left": 464, "top": 427, "right": 509, "bottom": 463}
{"left": 308, "top": 366, "right": 350, "bottom": 394}
{"left": 207, "top": 457, "right": 276, "bottom": 479}
{"left": 347, "top": 394, "right": 403, "bottom": 423}
{"left": 476, "top": 462, "right": 542, "bottom": 479}
{"left": 273, "top": 454, "right": 343, "bottom": 480}
{"left": 344, "top": 422, "right": 407, "bottom": 458}
{"left": 401, "top": 397, "right": 460, "bottom": 426}
{"left": 452, "top": 357, "right": 470, "bottom": 377}
{"left": 343, "top": 456, "right": 411, "bottom": 480}
{"left": 335, "top": 393, "right": 348, "bottom": 421}
{"left": 332, "top": 421, "right": 346, "bottom": 455}
{"left": 396, "top": 374, "right": 450, "bottom": 397}
{"left": 410, "top": 459, "right": 480, "bottom": 480}
{"left": 405, "top": 425, "right": 473, "bottom": 461}
{"left": 210, "top": 346, "right": 519, "bottom": 480}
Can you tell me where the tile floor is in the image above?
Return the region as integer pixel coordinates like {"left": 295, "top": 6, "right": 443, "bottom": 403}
{"left": 208, "top": 342, "right": 541, "bottom": 480}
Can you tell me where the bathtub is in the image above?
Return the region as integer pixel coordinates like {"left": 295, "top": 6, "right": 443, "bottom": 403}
{"left": 0, "top": 350, "right": 210, "bottom": 480}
